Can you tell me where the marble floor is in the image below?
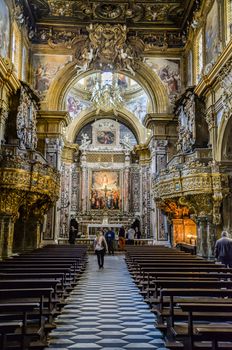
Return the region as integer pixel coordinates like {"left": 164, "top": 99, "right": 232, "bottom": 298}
{"left": 45, "top": 254, "right": 167, "bottom": 350}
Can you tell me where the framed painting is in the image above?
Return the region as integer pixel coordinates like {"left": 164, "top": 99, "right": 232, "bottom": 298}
{"left": 146, "top": 58, "right": 181, "bottom": 97}
{"left": 0, "top": 0, "right": 10, "bottom": 58}
{"left": 205, "top": 0, "right": 220, "bottom": 66}
{"left": 33, "top": 54, "right": 72, "bottom": 97}
{"left": 91, "top": 171, "right": 120, "bottom": 210}
{"left": 96, "top": 130, "right": 115, "bottom": 145}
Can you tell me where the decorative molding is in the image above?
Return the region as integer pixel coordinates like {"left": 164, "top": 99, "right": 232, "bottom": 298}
{"left": 153, "top": 159, "right": 229, "bottom": 223}
{"left": 174, "top": 88, "right": 208, "bottom": 154}
{"left": 74, "top": 24, "right": 144, "bottom": 74}
{"left": 0, "top": 149, "right": 60, "bottom": 217}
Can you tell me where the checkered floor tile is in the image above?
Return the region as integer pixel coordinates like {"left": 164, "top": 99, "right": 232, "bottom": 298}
{"left": 45, "top": 255, "right": 167, "bottom": 349}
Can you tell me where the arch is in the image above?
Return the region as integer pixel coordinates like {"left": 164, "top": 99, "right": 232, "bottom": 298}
{"left": 65, "top": 107, "right": 149, "bottom": 144}
{"left": 44, "top": 61, "right": 170, "bottom": 114}
{"left": 216, "top": 113, "right": 232, "bottom": 161}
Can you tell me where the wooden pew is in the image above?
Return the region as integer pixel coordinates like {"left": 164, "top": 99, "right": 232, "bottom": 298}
{"left": 0, "top": 245, "right": 88, "bottom": 348}
{"left": 195, "top": 326, "right": 232, "bottom": 350}
{"left": 176, "top": 303, "right": 232, "bottom": 350}
{"left": 0, "top": 321, "right": 23, "bottom": 350}
{"left": 156, "top": 288, "right": 232, "bottom": 330}
{"left": 0, "top": 303, "right": 40, "bottom": 350}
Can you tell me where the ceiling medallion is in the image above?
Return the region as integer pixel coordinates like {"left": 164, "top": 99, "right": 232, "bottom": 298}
{"left": 75, "top": 23, "right": 144, "bottom": 75}
{"left": 93, "top": 4, "right": 123, "bottom": 20}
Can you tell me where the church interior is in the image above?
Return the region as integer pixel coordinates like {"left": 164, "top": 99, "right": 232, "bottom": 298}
{"left": 1, "top": 0, "right": 232, "bottom": 349}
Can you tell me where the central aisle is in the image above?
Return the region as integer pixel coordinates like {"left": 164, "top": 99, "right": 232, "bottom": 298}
{"left": 46, "top": 255, "right": 167, "bottom": 350}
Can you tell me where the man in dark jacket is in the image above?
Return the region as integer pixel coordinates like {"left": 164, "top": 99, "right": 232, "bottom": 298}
{"left": 105, "top": 228, "right": 115, "bottom": 255}
{"left": 214, "top": 231, "right": 232, "bottom": 267}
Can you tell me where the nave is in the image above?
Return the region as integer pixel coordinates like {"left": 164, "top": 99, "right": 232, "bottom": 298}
{"left": 45, "top": 255, "right": 166, "bottom": 350}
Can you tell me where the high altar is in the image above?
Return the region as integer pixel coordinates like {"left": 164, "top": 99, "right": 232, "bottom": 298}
{"left": 59, "top": 118, "right": 141, "bottom": 237}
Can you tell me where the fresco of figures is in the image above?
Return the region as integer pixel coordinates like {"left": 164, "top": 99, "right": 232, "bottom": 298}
{"left": 0, "top": 0, "right": 10, "bottom": 58}
{"left": 33, "top": 54, "right": 72, "bottom": 97}
{"left": 78, "top": 72, "right": 136, "bottom": 92}
{"left": 91, "top": 171, "right": 120, "bottom": 210}
{"left": 126, "top": 94, "right": 148, "bottom": 122}
{"left": 96, "top": 130, "right": 115, "bottom": 145}
{"left": 146, "top": 58, "right": 181, "bottom": 102}
{"left": 66, "top": 94, "right": 91, "bottom": 119}
{"left": 205, "top": 1, "right": 220, "bottom": 66}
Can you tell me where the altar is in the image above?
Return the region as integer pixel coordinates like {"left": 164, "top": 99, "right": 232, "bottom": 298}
{"left": 87, "top": 223, "right": 123, "bottom": 237}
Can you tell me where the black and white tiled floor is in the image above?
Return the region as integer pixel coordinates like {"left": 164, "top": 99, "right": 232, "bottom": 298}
{"left": 46, "top": 255, "right": 167, "bottom": 350}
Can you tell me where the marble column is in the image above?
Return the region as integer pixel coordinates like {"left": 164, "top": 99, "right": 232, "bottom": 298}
{"left": 81, "top": 152, "right": 88, "bottom": 213}
{"left": 150, "top": 140, "right": 169, "bottom": 243}
{"left": 0, "top": 215, "right": 15, "bottom": 259}
{"left": 197, "top": 217, "right": 208, "bottom": 257}
{"left": 207, "top": 219, "right": 216, "bottom": 259}
{"left": 123, "top": 152, "right": 130, "bottom": 213}
{"left": 44, "top": 138, "right": 62, "bottom": 242}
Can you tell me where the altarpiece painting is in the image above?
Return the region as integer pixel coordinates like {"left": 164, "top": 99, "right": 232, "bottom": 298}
{"left": 91, "top": 171, "right": 120, "bottom": 210}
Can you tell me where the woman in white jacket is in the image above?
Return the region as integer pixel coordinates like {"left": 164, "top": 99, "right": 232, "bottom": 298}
{"left": 94, "top": 231, "right": 108, "bottom": 269}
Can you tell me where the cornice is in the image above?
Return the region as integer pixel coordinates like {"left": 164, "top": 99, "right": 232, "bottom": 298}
{"left": 144, "top": 113, "right": 176, "bottom": 129}
{"left": 0, "top": 57, "right": 21, "bottom": 94}
{"left": 38, "top": 110, "right": 71, "bottom": 127}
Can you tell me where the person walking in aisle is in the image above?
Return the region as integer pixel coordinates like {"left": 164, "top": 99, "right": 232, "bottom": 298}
{"left": 214, "top": 231, "right": 232, "bottom": 267}
{"left": 94, "top": 231, "right": 108, "bottom": 269}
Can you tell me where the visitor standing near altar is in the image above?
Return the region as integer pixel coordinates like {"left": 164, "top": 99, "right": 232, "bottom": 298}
{"left": 105, "top": 228, "right": 115, "bottom": 255}
{"left": 69, "top": 215, "right": 79, "bottom": 244}
{"left": 118, "top": 225, "right": 126, "bottom": 250}
{"left": 94, "top": 231, "right": 108, "bottom": 269}
{"left": 127, "top": 226, "right": 135, "bottom": 245}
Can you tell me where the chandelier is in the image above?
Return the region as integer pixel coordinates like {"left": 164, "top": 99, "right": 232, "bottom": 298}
{"left": 90, "top": 73, "right": 124, "bottom": 114}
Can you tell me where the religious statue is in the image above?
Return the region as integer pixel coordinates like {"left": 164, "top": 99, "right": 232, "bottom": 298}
{"left": 79, "top": 133, "right": 91, "bottom": 150}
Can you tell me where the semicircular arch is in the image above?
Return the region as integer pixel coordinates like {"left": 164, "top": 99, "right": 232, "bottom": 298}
{"left": 217, "top": 113, "right": 232, "bottom": 161}
{"left": 44, "top": 61, "right": 170, "bottom": 114}
{"left": 65, "top": 107, "right": 148, "bottom": 144}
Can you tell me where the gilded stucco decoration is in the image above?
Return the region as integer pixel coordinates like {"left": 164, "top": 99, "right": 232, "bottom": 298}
{"left": 19, "top": 0, "right": 194, "bottom": 50}
{"left": 32, "top": 28, "right": 186, "bottom": 50}
{"left": 0, "top": 149, "right": 60, "bottom": 217}
{"left": 157, "top": 199, "right": 190, "bottom": 219}
{"left": 153, "top": 159, "right": 229, "bottom": 224}
{"left": 35, "top": 0, "right": 188, "bottom": 25}
{"left": 75, "top": 24, "right": 145, "bottom": 75}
